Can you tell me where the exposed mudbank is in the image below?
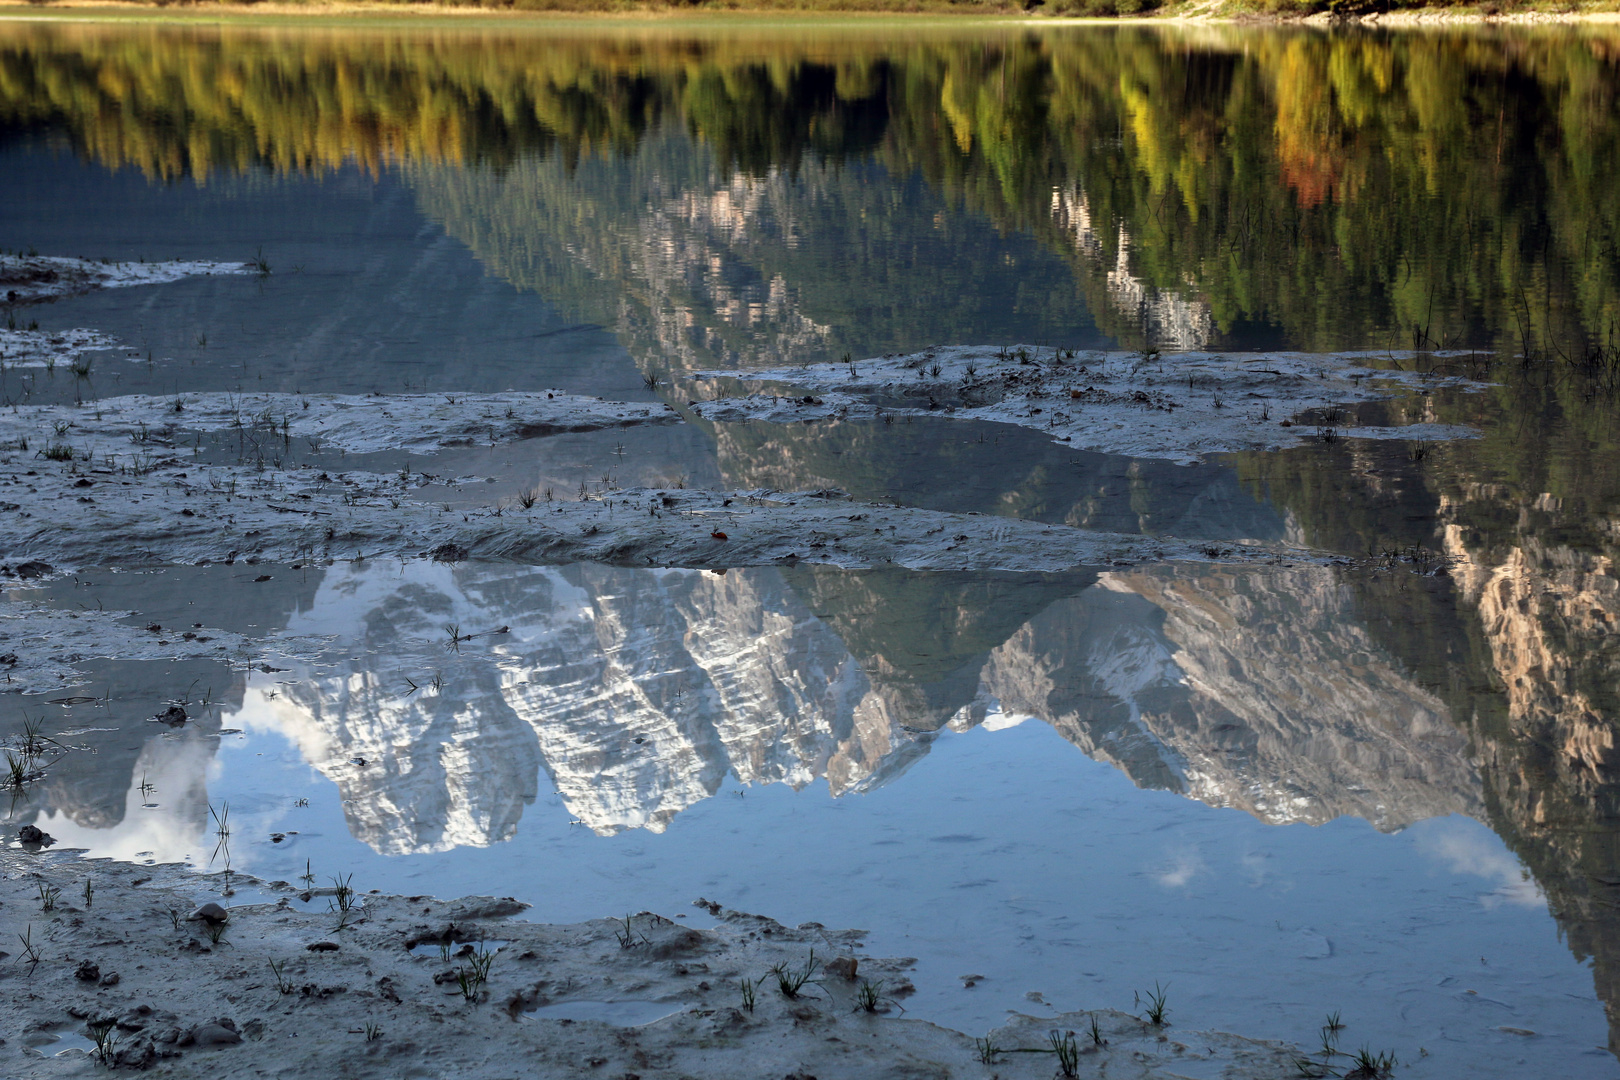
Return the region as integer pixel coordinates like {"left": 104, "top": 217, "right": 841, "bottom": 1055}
{"left": 0, "top": 374, "right": 1322, "bottom": 570}
{"left": 15, "top": 391, "right": 679, "bottom": 456}
{"left": 692, "top": 346, "right": 1487, "bottom": 464}
{"left": 0, "top": 850, "right": 1307, "bottom": 1079}
{"left": 0, "top": 255, "right": 251, "bottom": 305}
{"left": 0, "top": 327, "right": 124, "bottom": 371}
{"left": 0, "top": 442, "right": 1305, "bottom": 571}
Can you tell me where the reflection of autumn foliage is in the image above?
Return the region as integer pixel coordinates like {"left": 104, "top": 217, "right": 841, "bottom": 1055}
{"left": 3, "top": 22, "right": 1617, "bottom": 351}
{"left": 1272, "top": 40, "right": 1342, "bottom": 208}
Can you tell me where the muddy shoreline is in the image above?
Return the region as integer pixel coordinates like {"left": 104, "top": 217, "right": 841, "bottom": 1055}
{"left": 0, "top": 847, "right": 1316, "bottom": 1078}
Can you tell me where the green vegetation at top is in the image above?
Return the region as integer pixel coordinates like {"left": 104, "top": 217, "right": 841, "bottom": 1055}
{"left": 4, "top": 0, "right": 1619, "bottom": 19}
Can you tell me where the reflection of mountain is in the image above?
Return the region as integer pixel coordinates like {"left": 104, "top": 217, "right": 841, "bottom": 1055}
{"left": 1439, "top": 532, "right": 1620, "bottom": 1054}
{"left": 1235, "top": 382, "right": 1620, "bottom": 1053}
{"left": 409, "top": 134, "right": 1099, "bottom": 374}
{"left": 988, "top": 567, "right": 1478, "bottom": 830}
{"left": 253, "top": 558, "right": 1475, "bottom": 855}
{"left": 261, "top": 563, "right": 1087, "bottom": 847}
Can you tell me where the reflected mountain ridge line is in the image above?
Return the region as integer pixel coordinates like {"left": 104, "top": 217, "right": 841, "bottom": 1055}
{"left": 193, "top": 559, "right": 1477, "bottom": 849}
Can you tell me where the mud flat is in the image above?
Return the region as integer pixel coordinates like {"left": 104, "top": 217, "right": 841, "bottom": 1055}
{"left": 0, "top": 459, "right": 1302, "bottom": 573}
{"left": 0, "top": 849, "right": 1309, "bottom": 1079}
{"left": 0, "top": 256, "right": 251, "bottom": 306}
{"left": 691, "top": 345, "right": 1487, "bottom": 465}
{"left": 0, "top": 390, "right": 1315, "bottom": 571}
{"left": 14, "top": 391, "right": 681, "bottom": 455}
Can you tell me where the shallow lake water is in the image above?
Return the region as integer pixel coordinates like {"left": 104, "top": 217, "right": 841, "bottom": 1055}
{"left": 3, "top": 16, "right": 1620, "bottom": 1079}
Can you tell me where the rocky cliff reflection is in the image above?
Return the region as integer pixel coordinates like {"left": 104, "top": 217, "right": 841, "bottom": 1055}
{"left": 241, "top": 558, "right": 1477, "bottom": 852}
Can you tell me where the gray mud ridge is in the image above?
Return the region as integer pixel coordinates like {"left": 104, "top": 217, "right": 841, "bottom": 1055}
{"left": 0, "top": 255, "right": 250, "bottom": 305}
{"left": 16, "top": 391, "right": 681, "bottom": 455}
{"left": 692, "top": 345, "right": 1488, "bottom": 464}
{"left": 0, "top": 850, "right": 1308, "bottom": 1079}
{"left": 0, "top": 461, "right": 1305, "bottom": 573}
{"left": 0, "top": 386, "right": 1319, "bottom": 571}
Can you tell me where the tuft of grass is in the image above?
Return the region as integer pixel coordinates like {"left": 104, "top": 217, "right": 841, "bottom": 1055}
{"left": 974, "top": 1036, "right": 1000, "bottom": 1064}
{"left": 17, "top": 923, "right": 41, "bottom": 971}
{"left": 363, "top": 1021, "right": 382, "bottom": 1042}
{"left": 330, "top": 873, "right": 356, "bottom": 913}
{"left": 1137, "top": 980, "right": 1170, "bottom": 1025}
{"left": 250, "top": 247, "right": 271, "bottom": 276}
{"left": 1050, "top": 1029, "right": 1080, "bottom": 1078}
{"left": 1348, "top": 1046, "right": 1397, "bottom": 1078}
{"left": 4, "top": 750, "right": 31, "bottom": 788}
{"left": 642, "top": 372, "right": 661, "bottom": 390}
{"left": 81, "top": 879, "right": 93, "bottom": 908}
{"left": 614, "top": 913, "right": 647, "bottom": 949}
{"left": 739, "top": 976, "right": 756, "bottom": 1013}
{"left": 40, "top": 442, "right": 74, "bottom": 461}
{"left": 455, "top": 951, "right": 493, "bottom": 1003}
{"left": 770, "top": 950, "right": 817, "bottom": 999}
{"left": 204, "top": 919, "right": 228, "bottom": 945}
{"left": 70, "top": 356, "right": 93, "bottom": 379}
{"left": 20, "top": 716, "right": 49, "bottom": 757}
{"left": 167, "top": 908, "right": 182, "bottom": 931}
{"left": 852, "top": 978, "right": 885, "bottom": 1013}
{"left": 209, "top": 801, "right": 231, "bottom": 839}
{"left": 37, "top": 881, "right": 60, "bottom": 912}
{"left": 89, "top": 1017, "right": 119, "bottom": 1065}
{"left": 1087, "top": 1011, "right": 1106, "bottom": 1046}
{"left": 269, "top": 958, "right": 294, "bottom": 994}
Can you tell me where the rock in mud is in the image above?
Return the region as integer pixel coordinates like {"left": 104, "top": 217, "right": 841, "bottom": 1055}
{"left": 13, "top": 560, "right": 53, "bottom": 580}
{"left": 650, "top": 927, "right": 708, "bottom": 959}
{"left": 18, "top": 824, "right": 45, "bottom": 844}
{"left": 185, "top": 1018, "right": 241, "bottom": 1046}
{"left": 74, "top": 960, "right": 101, "bottom": 982}
{"left": 187, "top": 902, "right": 228, "bottom": 924}
{"left": 823, "top": 956, "right": 858, "bottom": 981}
{"left": 156, "top": 705, "right": 188, "bottom": 726}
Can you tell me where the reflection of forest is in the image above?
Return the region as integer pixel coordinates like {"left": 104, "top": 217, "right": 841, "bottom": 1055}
{"left": 3, "top": 23, "right": 1618, "bottom": 352}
